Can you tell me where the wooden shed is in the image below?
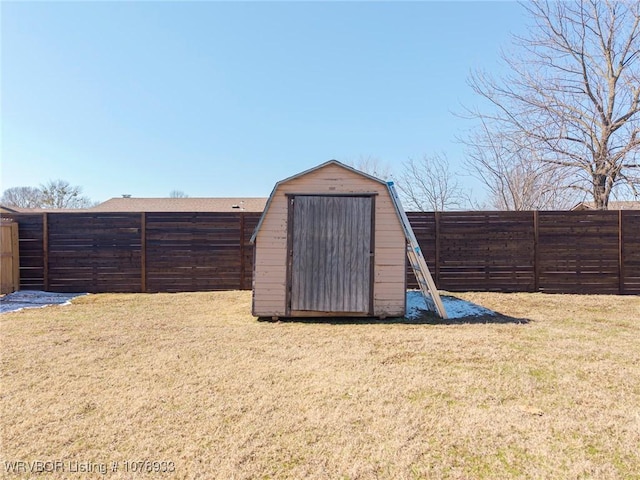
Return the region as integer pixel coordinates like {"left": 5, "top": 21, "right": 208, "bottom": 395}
{"left": 250, "top": 160, "right": 407, "bottom": 318}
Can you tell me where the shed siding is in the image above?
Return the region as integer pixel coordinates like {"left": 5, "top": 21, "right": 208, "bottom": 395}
{"left": 253, "top": 163, "right": 406, "bottom": 317}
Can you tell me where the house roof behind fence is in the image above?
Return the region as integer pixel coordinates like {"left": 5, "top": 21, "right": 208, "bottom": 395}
{"left": 0, "top": 205, "right": 92, "bottom": 214}
{"left": 571, "top": 201, "right": 640, "bottom": 211}
{"left": 91, "top": 197, "right": 268, "bottom": 212}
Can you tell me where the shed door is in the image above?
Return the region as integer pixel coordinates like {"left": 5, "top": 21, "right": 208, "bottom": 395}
{"left": 289, "top": 195, "right": 373, "bottom": 313}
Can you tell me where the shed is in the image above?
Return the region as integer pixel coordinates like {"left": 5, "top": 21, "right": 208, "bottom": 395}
{"left": 250, "top": 160, "right": 407, "bottom": 318}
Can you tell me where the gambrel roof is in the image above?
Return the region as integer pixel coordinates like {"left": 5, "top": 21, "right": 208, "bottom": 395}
{"left": 250, "top": 159, "right": 388, "bottom": 243}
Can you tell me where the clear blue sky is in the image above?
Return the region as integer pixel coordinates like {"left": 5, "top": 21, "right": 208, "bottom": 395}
{"left": 2, "top": 1, "right": 526, "bottom": 204}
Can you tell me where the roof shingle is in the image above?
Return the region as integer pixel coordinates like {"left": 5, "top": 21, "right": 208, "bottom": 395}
{"left": 90, "top": 197, "right": 268, "bottom": 212}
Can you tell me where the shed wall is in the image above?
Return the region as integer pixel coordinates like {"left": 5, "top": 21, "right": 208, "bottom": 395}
{"left": 253, "top": 163, "right": 406, "bottom": 317}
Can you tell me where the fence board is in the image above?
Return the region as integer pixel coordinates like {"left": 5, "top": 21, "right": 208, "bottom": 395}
{"left": 621, "top": 211, "right": 640, "bottom": 295}
{"left": 537, "top": 211, "right": 619, "bottom": 294}
{"left": 145, "top": 212, "right": 244, "bottom": 292}
{"left": 47, "top": 213, "right": 142, "bottom": 293}
{"left": 436, "top": 212, "right": 535, "bottom": 292}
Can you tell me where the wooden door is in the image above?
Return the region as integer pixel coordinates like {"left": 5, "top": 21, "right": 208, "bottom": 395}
{"left": 289, "top": 195, "right": 373, "bottom": 313}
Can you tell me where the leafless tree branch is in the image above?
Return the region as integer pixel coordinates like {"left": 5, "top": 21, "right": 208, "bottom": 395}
{"left": 396, "top": 154, "right": 467, "bottom": 211}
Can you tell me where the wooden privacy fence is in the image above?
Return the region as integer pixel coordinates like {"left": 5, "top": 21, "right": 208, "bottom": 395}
{"left": 3, "top": 210, "right": 640, "bottom": 294}
{"left": 1, "top": 220, "right": 20, "bottom": 294}
{"left": 3, "top": 212, "right": 259, "bottom": 293}
{"left": 406, "top": 211, "right": 640, "bottom": 295}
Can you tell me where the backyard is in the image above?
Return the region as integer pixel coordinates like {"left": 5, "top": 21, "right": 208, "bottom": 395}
{"left": 1, "top": 291, "right": 639, "bottom": 479}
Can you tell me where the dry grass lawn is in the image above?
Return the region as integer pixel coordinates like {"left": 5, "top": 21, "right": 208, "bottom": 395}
{"left": 1, "top": 291, "right": 639, "bottom": 479}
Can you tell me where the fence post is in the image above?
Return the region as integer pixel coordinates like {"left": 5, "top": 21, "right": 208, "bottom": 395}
{"left": 619, "top": 210, "right": 624, "bottom": 295}
{"left": 434, "top": 211, "right": 441, "bottom": 287}
{"left": 141, "top": 212, "right": 146, "bottom": 293}
{"left": 43, "top": 213, "right": 49, "bottom": 291}
{"left": 533, "top": 210, "right": 539, "bottom": 292}
{"left": 239, "top": 213, "right": 246, "bottom": 290}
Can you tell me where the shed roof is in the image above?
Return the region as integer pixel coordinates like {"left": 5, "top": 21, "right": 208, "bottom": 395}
{"left": 91, "top": 197, "right": 268, "bottom": 212}
{"left": 250, "top": 160, "right": 389, "bottom": 243}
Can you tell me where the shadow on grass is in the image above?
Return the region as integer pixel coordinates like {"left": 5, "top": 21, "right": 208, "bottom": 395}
{"left": 408, "top": 311, "right": 531, "bottom": 325}
{"left": 257, "top": 312, "right": 531, "bottom": 326}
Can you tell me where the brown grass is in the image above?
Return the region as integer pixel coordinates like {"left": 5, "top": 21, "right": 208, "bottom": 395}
{"left": 1, "top": 291, "right": 639, "bottom": 479}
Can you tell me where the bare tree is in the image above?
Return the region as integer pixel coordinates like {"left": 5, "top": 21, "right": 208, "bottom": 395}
{"left": 396, "top": 154, "right": 466, "bottom": 211}
{"left": 345, "top": 155, "right": 392, "bottom": 180}
{"left": 465, "top": 121, "right": 582, "bottom": 210}
{"left": 465, "top": 0, "right": 640, "bottom": 210}
{"left": 1, "top": 186, "right": 44, "bottom": 208}
{"left": 169, "top": 190, "right": 189, "bottom": 198}
{"left": 40, "top": 179, "right": 95, "bottom": 209}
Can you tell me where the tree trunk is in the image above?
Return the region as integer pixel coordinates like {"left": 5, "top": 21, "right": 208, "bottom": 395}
{"left": 592, "top": 173, "right": 609, "bottom": 210}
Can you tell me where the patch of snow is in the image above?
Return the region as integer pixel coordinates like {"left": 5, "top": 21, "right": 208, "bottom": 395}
{"left": 406, "top": 290, "right": 496, "bottom": 320}
{"left": 0, "top": 291, "right": 87, "bottom": 314}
